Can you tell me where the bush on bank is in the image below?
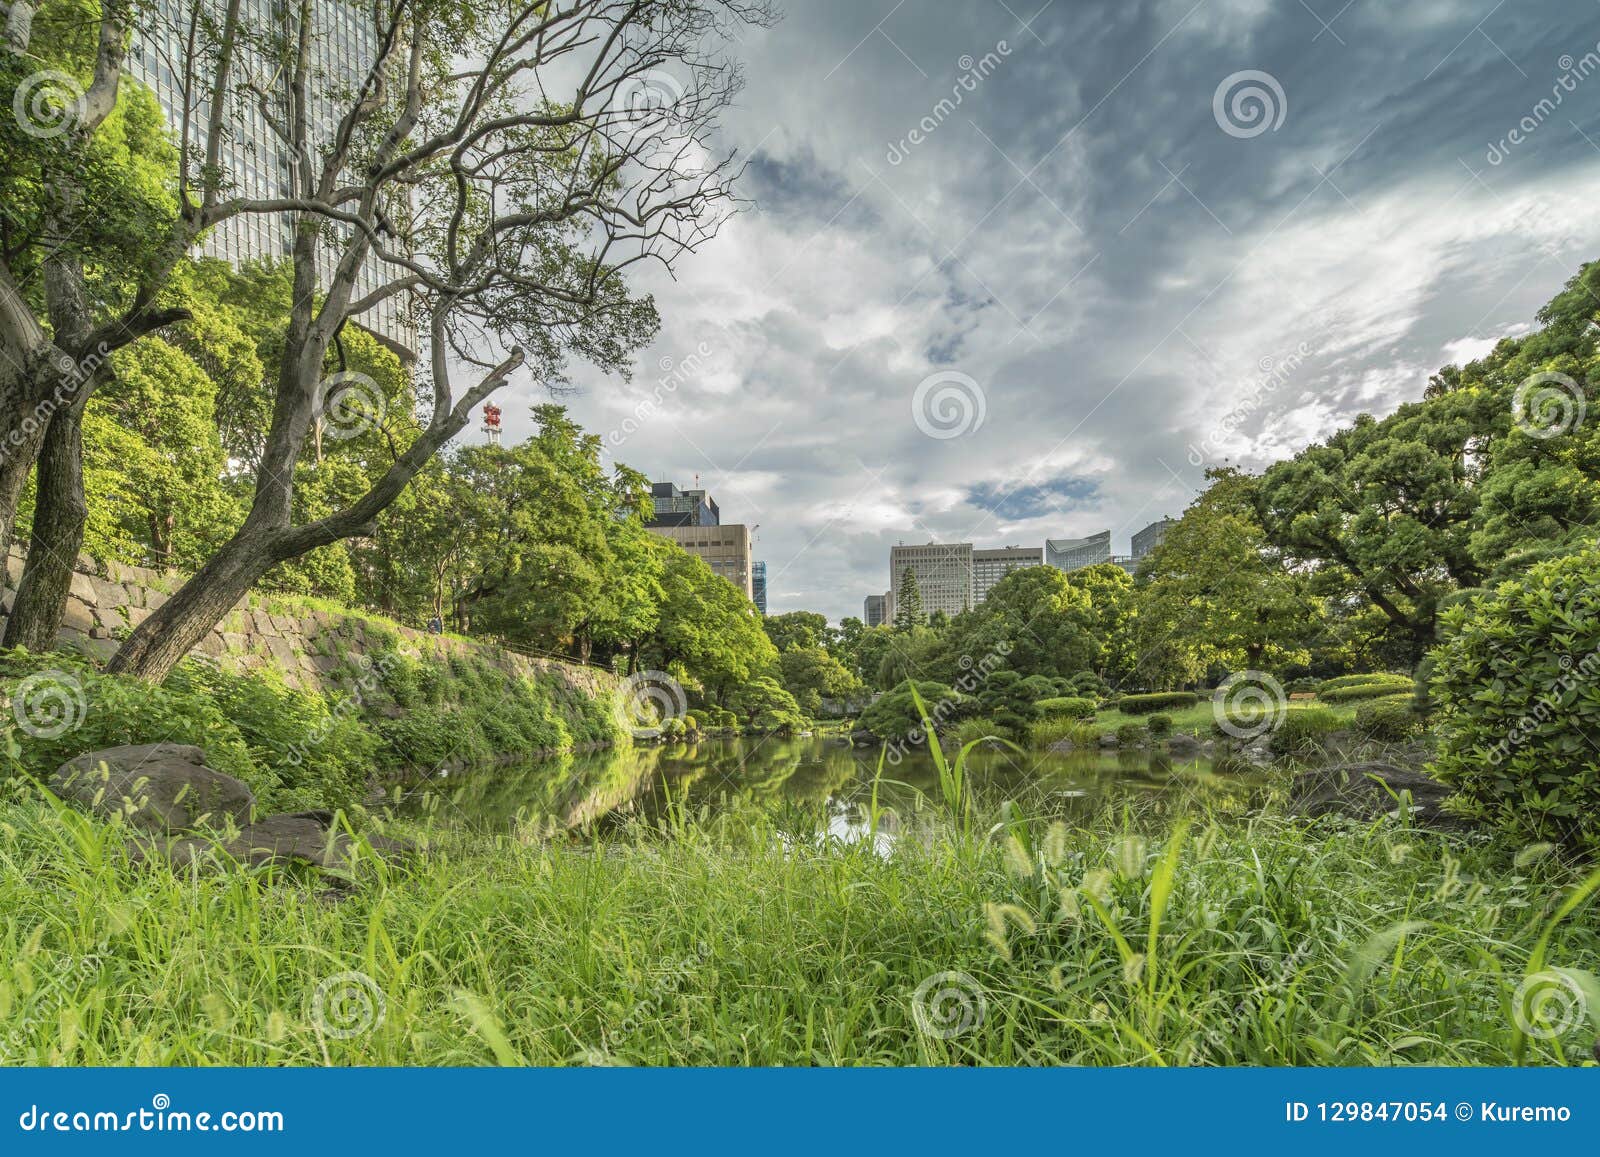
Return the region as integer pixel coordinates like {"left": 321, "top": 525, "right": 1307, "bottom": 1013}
{"left": 0, "top": 639, "right": 623, "bottom": 812}
{"left": 1115, "top": 691, "right": 1199, "bottom": 715}
{"left": 1428, "top": 551, "right": 1600, "bottom": 853}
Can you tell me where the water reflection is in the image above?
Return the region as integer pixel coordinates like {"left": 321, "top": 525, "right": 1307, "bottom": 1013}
{"left": 397, "top": 736, "right": 1271, "bottom": 837}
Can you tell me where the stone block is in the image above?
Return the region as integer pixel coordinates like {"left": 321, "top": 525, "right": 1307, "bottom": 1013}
{"left": 69, "top": 570, "right": 98, "bottom": 605}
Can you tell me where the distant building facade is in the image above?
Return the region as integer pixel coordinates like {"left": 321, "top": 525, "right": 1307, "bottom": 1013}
{"left": 890, "top": 542, "right": 973, "bottom": 619}
{"left": 972, "top": 546, "right": 1043, "bottom": 603}
{"left": 1132, "top": 518, "right": 1176, "bottom": 560}
{"left": 127, "top": 0, "right": 415, "bottom": 355}
{"left": 752, "top": 561, "right": 768, "bottom": 615}
{"left": 651, "top": 524, "right": 752, "bottom": 600}
{"left": 645, "top": 481, "right": 720, "bottom": 528}
{"left": 1046, "top": 531, "right": 1111, "bottom": 572}
{"left": 863, "top": 593, "right": 888, "bottom": 628}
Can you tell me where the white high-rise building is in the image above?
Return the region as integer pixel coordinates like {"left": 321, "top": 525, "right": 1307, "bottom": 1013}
{"left": 890, "top": 542, "right": 973, "bottom": 620}
{"left": 972, "top": 546, "right": 1043, "bottom": 603}
{"left": 127, "top": 0, "right": 415, "bottom": 355}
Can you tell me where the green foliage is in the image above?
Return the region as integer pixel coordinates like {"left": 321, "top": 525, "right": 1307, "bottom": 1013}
{"left": 1353, "top": 696, "right": 1421, "bottom": 744}
{"left": 943, "top": 567, "right": 1098, "bottom": 682}
{"left": 0, "top": 650, "right": 377, "bottom": 812}
{"left": 776, "top": 647, "right": 861, "bottom": 716}
{"left": 762, "top": 611, "right": 831, "bottom": 653}
{"left": 1115, "top": 692, "right": 1199, "bottom": 715}
{"left": 1136, "top": 469, "right": 1315, "bottom": 689}
{"left": 1428, "top": 551, "right": 1600, "bottom": 852}
{"left": 1145, "top": 713, "right": 1174, "bottom": 738}
{"left": 975, "top": 670, "right": 1038, "bottom": 739}
{"left": 1035, "top": 696, "right": 1097, "bottom": 719}
{"left": 1319, "top": 680, "right": 1418, "bottom": 704}
{"left": 0, "top": 793, "right": 1594, "bottom": 1065}
{"left": 1115, "top": 722, "right": 1146, "bottom": 745}
{"left": 1268, "top": 708, "right": 1345, "bottom": 758}
{"left": 892, "top": 567, "right": 926, "bottom": 630}
{"left": 1029, "top": 716, "right": 1101, "bottom": 749}
{"left": 1316, "top": 672, "right": 1413, "bottom": 694}
{"left": 857, "top": 680, "right": 967, "bottom": 741}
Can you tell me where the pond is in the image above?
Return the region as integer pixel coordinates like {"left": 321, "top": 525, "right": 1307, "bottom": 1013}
{"left": 396, "top": 735, "right": 1273, "bottom": 839}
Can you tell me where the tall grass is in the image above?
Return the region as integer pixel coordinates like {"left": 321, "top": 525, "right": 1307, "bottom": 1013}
{"left": 1, "top": 775, "right": 1596, "bottom": 1066}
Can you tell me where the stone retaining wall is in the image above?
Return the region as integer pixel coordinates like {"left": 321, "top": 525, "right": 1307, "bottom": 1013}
{"left": 0, "top": 548, "right": 616, "bottom": 704}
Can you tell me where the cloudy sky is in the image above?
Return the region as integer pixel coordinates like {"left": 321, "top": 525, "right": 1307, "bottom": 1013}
{"left": 492, "top": 0, "right": 1600, "bottom": 622}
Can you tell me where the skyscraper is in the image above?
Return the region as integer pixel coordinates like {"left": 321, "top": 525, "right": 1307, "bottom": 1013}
{"left": 1046, "top": 531, "right": 1112, "bottom": 572}
{"left": 752, "top": 561, "right": 768, "bottom": 615}
{"left": 645, "top": 481, "right": 720, "bottom": 527}
{"left": 863, "top": 593, "right": 888, "bottom": 627}
{"left": 1132, "top": 518, "right": 1176, "bottom": 560}
{"left": 650, "top": 524, "right": 753, "bottom": 600}
{"left": 889, "top": 542, "right": 973, "bottom": 619}
{"left": 126, "top": 1, "right": 415, "bottom": 354}
{"left": 972, "top": 546, "right": 1043, "bottom": 602}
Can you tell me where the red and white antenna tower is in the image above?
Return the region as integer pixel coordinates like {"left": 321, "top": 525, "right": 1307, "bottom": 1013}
{"left": 482, "top": 403, "right": 502, "bottom": 446}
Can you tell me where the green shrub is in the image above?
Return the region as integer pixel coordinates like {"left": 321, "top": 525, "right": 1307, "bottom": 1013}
{"left": 1268, "top": 708, "right": 1345, "bottom": 758}
{"left": 1145, "top": 713, "right": 1174, "bottom": 738}
{"left": 1284, "top": 677, "right": 1320, "bottom": 695}
{"left": 1319, "top": 680, "right": 1416, "bottom": 704}
{"left": 660, "top": 717, "right": 687, "bottom": 739}
{"left": 1035, "top": 695, "right": 1097, "bottom": 719}
{"left": 1115, "top": 722, "right": 1146, "bottom": 745}
{"left": 1067, "top": 671, "right": 1108, "bottom": 699}
{"left": 1354, "top": 695, "right": 1421, "bottom": 744}
{"left": 859, "top": 680, "right": 969, "bottom": 741}
{"left": 1429, "top": 552, "right": 1600, "bottom": 852}
{"left": 683, "top": 714, "right": 700, "bottom": 733}
{"left": 1115, "top": 691, "right": 1198, "bottom": 714}
{"left": 1315, "top": 672, "right": 1412, "bottom": 694}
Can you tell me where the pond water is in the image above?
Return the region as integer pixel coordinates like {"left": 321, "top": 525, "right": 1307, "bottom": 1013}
{"left": 395, "top": 735, "right": 1272, "bottom": 839}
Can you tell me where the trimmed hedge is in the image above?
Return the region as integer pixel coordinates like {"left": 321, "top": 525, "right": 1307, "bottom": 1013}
{"left": 1354, "top": 695, "right": 1420, "bottom": 744}
{"left": 1145, "top": 713, "right": 1174, "bottom": 738}
{"left": 1035, "top": 696, "right": 1097, "bottom": 719}
{"left": 1115, "top": 691, "right": 1199, "bottom": 714}
{"left": 1316, "top": 672, "right": 1412, "bottom": 694}
{"left": 1319, "top": 680, "right": 1417, "bottom": 704}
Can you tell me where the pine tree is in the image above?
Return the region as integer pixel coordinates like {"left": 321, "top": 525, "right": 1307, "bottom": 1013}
{"left": 893, "top": 566, "right": 926, "bottom": 631}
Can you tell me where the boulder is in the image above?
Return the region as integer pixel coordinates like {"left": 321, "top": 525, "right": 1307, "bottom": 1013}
{"left": 1097, "top": 732, "right": 1118, "bottom": 748}
{"left": 1166, "top": 732, "right": 1206, "bottom": 756}
{"left": 52, "top": 744, "right": 255, "bottom": 834}
{"left": 1287, "top": 761, "right": 1464, "bottom": 830}
{"left": 848, "top": 729, "right": 877, "bottom": 747}
{"left": 148, "top": 811, "right": 415, "bottom": 870}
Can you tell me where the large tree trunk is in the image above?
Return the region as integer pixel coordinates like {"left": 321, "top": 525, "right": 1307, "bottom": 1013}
{"left": 3, "top": 400, "right": 89, "bottom": 652}
{"left": 103, "top": 527, "right": 280, "bottom": 679}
